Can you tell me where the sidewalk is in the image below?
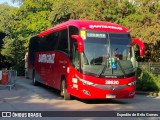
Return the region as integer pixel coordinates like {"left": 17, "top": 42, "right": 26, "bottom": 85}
{"left": 136, "top": 91, "right": 160, "bottom": 97}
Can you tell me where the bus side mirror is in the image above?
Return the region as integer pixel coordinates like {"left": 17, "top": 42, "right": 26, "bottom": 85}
{"left": 132, "top": 38, "right": 145, "bottom": 56}
{"left": 71, "top": 35, "right": 84, "bottom": 53}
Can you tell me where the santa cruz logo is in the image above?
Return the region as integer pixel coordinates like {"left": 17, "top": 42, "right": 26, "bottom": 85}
{"left": 38, "top": 53, "right": 55, "bottom": 63}
{"left": 89, "top": 25, "right": 123, "bottom": 30}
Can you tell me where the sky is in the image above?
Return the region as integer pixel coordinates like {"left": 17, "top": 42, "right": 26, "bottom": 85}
{"left": 0, "top": 0, "right": 19, "bottom": 7}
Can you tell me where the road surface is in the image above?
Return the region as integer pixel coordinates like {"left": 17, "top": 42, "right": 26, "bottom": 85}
{"left": 0, "top": 77, "right": 160, "bottom": 120}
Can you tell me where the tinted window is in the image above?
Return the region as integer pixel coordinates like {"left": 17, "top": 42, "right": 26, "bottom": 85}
{"left": 39, "top": 37, "right": 47, "bottom": 51}
{"left": 29, "top": 36, "right": 40, "bottom": 65}
{"left": 57, "top": 29, "right": 69, "bottom": 53}
{"left": 69, "top": 26, "right": 79, "bottom": 59}
{"left": 38, "top": 32, "right": 59, "bottom": 52}
{"left": 46, "top": 32, "right": 59, "bottom": 51}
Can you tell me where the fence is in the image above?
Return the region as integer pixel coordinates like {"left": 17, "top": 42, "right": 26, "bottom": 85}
{"left": 0, "top": 70, "right": 17, "bottom": 90}
{"left": 138, "top": 62, "right": 160, "bottom": 76}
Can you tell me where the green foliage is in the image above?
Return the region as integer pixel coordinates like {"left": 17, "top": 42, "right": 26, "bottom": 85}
{"left": 120, "top": 0, "right": 160, "bottom": 62}
{"left": 0, "top": 4, "right": 17, "bottom": 33}
{"left": 49, "top": 0, "right": 136, "bottom": 24}
{"left": 136, "top": 68, "right": 160, "bottom": 91}
{"left": 0, "top": 0, "right": 53, "bottom": 75}
{"left": 157, "top": 74, "right": 160, "bottom": 89}
{"left": 0, "top": 0, "right": 160, "bottom": 75}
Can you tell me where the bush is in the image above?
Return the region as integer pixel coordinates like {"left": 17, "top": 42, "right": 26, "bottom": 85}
{"left": 136, "top": 68, "right": 160, "bottom": 91}
{"left": 156, "top": 74, "right": 160, "bottom": 89}
{"left": 11, "top": 61, "right": 25, "bottom": 76}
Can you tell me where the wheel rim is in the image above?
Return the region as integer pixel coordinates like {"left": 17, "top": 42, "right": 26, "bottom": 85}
{"left": 33, "top": 76, "right": 36, "bottom": 84}
{"left": 62, "top": 81, "right": 65, "bottom": 95}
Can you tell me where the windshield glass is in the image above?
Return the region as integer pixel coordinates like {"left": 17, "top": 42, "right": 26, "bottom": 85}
{"left": 82, "top": 31, "right": 134, "bottom": 77}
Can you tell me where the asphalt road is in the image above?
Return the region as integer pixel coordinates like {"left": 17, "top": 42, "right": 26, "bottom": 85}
{"left": 0, "top": 77, "right": 160, "bottom": 120}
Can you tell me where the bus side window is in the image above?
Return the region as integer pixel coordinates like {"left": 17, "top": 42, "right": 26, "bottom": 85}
{"left": 39, "top": 37, "right": 46, "bottom": 52}
{"left": 57, "top": 29, "right": 68, "bottom": 53}
{"left": 69, "top": 26, "right": 79, "bottom": 61}
{"left": 29, "top": 36, "right": 40, "bottom": 66}
{"left": 72, "top": 43, "right": 80, "bottom": 70}
{"left": 45, "top": 32, "right": 59, "bottom": 51}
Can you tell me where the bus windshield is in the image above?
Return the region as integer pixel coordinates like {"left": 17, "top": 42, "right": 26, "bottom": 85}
{"left": 82, "top": 31, "right": 135, "bottom": 78}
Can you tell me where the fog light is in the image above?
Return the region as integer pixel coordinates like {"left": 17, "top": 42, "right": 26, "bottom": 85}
{"left": 129, "top": 91, "right": 135, "bottom": 96}
{"left": 128, "top": 81, "right": 136, "bottom": 86}
{"left": 82, "top": 89, "right": 91, "bottom": 96}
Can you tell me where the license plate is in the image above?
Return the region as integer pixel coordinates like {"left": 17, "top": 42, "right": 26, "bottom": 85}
{"left": 106, "top": 94, "right": 116, "bottom": 98}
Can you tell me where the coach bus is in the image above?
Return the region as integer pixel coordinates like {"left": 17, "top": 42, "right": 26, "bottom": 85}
{"left": 27, "top": 20, "right": 145, "bottom": 100}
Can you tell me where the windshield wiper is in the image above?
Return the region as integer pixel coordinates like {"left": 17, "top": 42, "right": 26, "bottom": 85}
{"left": 96, "top": 59, "right": 127, "bottom": 78}
{"left": 96, "top": 34, "right": 111, "bottom": 78}
{"left": 117, "top": 60, "right": 127, "bottom": 78}
{"left": 96, "top": 57, "right": 108, "bottom": 77}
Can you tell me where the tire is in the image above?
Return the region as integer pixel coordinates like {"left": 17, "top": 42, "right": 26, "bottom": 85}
{"left": 60, "top": 79, "right": 71, "bottom": 100}
{"left": 33, "top": 73, "right": 38, "bottom": 86}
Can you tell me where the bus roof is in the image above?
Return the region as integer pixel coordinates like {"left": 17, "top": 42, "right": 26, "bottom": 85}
{"left": 38, "top": 20, "right": 129, "bottom": 37}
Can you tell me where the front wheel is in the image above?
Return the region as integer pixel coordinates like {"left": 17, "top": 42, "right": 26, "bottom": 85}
{"left": 60, "top": 79, "right": 71, "bottom": 100}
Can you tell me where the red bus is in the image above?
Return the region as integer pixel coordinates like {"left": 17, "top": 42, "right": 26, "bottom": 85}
{"left": 27, "top": 20, "right": 145, "bottom": 100}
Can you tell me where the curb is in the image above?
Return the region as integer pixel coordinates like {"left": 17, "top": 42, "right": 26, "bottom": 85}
{"left": 136, "top": 91, "right": 160, "bottom": 97}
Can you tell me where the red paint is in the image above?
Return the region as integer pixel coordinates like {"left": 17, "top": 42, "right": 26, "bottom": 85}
{"left": 0, "top": 70, "right": 8, "bottom": 85}
{"left": 27, "top": 20, "right": 145, "bottom": 99}
{"left": 71, "top": 35, "right": 84, "bottom": 52}
{"left": 67, "top": 66, "right": 136, "bottom": 99}
{"left": 132, "top": 38, "right": 145, "bottom": 56}
{"left": 38, "top": 20, "right": 129, "bottom": 37}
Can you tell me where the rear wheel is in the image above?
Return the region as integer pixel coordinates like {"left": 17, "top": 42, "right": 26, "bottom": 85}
{"left": 33, "top": 73, "right": 38, "bottom": 86}
{"left": 60, "top": 79, "right": 71, "bottom": 100}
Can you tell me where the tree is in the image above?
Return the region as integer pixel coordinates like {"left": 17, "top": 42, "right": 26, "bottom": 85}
{"left": 1, "top": 0, "right": 160, "bottom": 75}
{"left": 1, "top": 0, "right": 53, "bottom": 75}
{"left": 121, "top": 0, "right": 160, "bottom": 61}
{"left": 0, "top": 4, "right": 18, "bottom": 69}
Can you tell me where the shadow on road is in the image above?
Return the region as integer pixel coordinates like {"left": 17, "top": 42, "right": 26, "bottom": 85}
{"left": 78, "top": 99, "right": 127, "bottom": 104}
{"left": 31, "top": 81, "right": 131, "bottom": 105}
{"left": 1, "top": 77, "right": 160, "bottom": 112}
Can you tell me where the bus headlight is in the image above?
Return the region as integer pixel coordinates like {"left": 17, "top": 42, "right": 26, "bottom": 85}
{"left": 128, "top": 81, "right": 136, "bottom": 86}
{"left": 80, "top": 79, "right": 94, "bottom": 86}
{"left": 75, "top": 75, "right": 94, "bottom": 86}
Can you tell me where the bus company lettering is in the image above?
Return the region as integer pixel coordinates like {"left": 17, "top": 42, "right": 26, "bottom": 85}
{"left": 38, "top": 54, "right": 55, "bottom": 63}
{"left": 89, "top": 25, "right": 123, "bottom": 30}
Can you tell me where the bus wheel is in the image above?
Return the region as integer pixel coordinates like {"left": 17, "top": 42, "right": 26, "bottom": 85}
{"left": 60, "top": 79, "right": 71, "bottom": 100}
{"left": 33, "top": 74, "right": 38, "bottom": 86}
